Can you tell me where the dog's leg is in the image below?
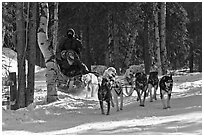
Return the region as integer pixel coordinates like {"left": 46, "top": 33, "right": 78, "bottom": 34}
{"left": 136, "top": 89, "right": 141, "bottom": 102}
{"left": 99, "top": 101, "right": 105, "bottom": 114}
{"left": 111, "top": 99, "right": 114, "bottom": 107}
{"left": 167, "top": 93, "right": 171, "bottom": 108}
{"left": 138, "top": 89, "right": 144, "bottom": 101}
{"left": 120, "top": 93, "right": 123, "bottom": 110}
{"left": 106, "top": 101, "right": 110, "bottom": 115}
{"left": 112, "top": 90, "right": 119, "bottom": 111}
{"left": 87, "top": 84, "right": 91, "bottom": 97}
{"left": 91, "top": 84, "right": 94, "bottom": 97}
{"left": 93, "top": 85, "right": 98, "bottom": 99}
{"left": 146, "top": 84, "right": 150, "bottom": 97}
{"left": 116, "top": 98, "right": 119, "bottom": 111}
{"left": 140, "top": 86, "right": 147, "bottom": 107}
{"left": 153, "top": 85, "right": 158, "bottom": 100}
{"left": 148, "top": 84, "right": 153, "bottom": 102}
{"left": 136, "top": 89, "right": 142, "bottom": 105}
{"left": 85, "top": 86, "right": 89, "bottom": 98}
{"left": 160, "top": 90, "right": 167, "bottom": 109}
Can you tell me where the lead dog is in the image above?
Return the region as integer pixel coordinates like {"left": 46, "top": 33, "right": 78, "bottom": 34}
{"left": 147, "top": 71, "right": 159, "bottom": 102}
{"left": 98, "top": 67, "right": 116, "bottom": 115}
{"left": 159, "top": 74, "right": 173, "bottom": 109}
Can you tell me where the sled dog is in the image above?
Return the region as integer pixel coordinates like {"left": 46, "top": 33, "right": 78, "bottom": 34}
{"left": 81, "top": 73, "right": 99, "bottom": 98}
{"left": 159, "top": 74, "right": 173, "bottom": 109}
{"left": 135, "top": 72, "right": 148, "bottom": 107}
{"left": 98, "top": 67, "right": 116, "bottom": 115}
{"left": 147, "top": 71, "right": 159, "bottom": 102}
{"left": 112, "top": 80, "right": 123, "bottom": 111}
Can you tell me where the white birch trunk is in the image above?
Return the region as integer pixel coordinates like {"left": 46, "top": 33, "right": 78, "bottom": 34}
{"left": 53, "top": 2, "right": 58, "bottom": 54}
{"left": 37, "top": 2, "right": 58, "bottom": 103}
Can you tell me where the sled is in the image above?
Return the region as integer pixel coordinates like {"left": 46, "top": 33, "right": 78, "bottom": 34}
{"left": 55, "top": 50, "right": 99, "bottom": 93}
{"left": 56, "top": 68, "right": 99, "bottom": 93}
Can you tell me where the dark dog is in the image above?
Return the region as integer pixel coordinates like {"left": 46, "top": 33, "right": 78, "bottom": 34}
{"left": 159, "top": 74, "right": 173, "bottom": 109}
{"left": 134, "top": 72, "right": 148, "bottom": 107}
{"left": 98, "top": 78, "right": 113, "bottom": 115}
{"left": 147, "top": 71, "right": 159, "bottom": 102}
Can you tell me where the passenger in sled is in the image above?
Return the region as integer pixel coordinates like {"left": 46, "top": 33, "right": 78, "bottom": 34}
{"left": 56, "top": 28, "right": 89, "bottom": 78}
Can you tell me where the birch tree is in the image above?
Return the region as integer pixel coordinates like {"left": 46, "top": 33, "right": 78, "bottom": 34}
{"left": 52, "top": 2, "right": 59, "bottom": 54}
{"left": 37, "top": 2, "right": 58, "bottom": 103}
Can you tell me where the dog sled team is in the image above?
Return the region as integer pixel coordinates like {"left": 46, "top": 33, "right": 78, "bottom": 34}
{"left": 56, "top": 28, "right": 173, "bottom": 115}
{"left": 81, "top": 66, "right": 173, "bottom": 115}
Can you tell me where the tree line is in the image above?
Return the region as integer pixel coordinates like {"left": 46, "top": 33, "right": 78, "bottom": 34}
{"left": 2, "top": 2, "right": 202, "bottom": 108}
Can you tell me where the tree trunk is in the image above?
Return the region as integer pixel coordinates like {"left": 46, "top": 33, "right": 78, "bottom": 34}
{"left": 112, "top": 8, "right": 120, "bottom": 73}
{"left": 143, "top": 18, "right": 151, "bottom": 74}
{"left": 86, "top": 25, "right": 92, "bottom": 71}
{"left": 16, "top": 2, "right": 26, "bottom": 108}
{"left": 85, "top": 4, "right": 92, "bottom": 71}
{"left": 153, "top": 2, "right": 162, "bottom": 75}
{"left": 26, "top": 2, "right": 37, "bottom": 106}
{"left": 53, "top": 2, "right": 58, "bottom": 54}
{"left": 9, "top": 72, "right": 18, "bottom": 110}
{"left": 106, "top": 11, "right": 114, "bottom": 67}
{"left": 189, "top": 43, "right": 194, "bottom": 72}
{"left": 37, "top": 2, "right": 58, "bottom": 103}
{"left": 198, "top": 48, "right": 202, "bottom": 72}
{"left": 2, "top": 25, "right": 6, "bottom": 45}
{"left": 125, "top": 30, "right": 137, "bottom": 68}
{"left": 113, "top": 23, "right": 120, "bottom": 74}
{"left": 160, "top": 2, "right": 167, "bottom": 74}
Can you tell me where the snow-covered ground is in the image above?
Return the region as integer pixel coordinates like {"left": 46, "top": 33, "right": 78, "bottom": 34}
{"left": 2, "top": 70, "right": 202, "bottom": 135}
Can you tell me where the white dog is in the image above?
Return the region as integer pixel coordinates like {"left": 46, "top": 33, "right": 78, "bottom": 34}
{"left": 101, "top": 67, "right": 117, "bottom": 108}
{"left": 81, "top": 73, "right": 99, "bottom": 98}
{"left": 102, "top": 67, "right": 117, "bottom": 82}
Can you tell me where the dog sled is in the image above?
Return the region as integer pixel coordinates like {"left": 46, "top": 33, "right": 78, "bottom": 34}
{"left": 55, "top": 50, "right": 99, "bottom": 93}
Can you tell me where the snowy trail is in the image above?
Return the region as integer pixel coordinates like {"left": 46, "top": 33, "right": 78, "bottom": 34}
{"left": 2, "top": 72, "right": 202, "bottom": 135}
